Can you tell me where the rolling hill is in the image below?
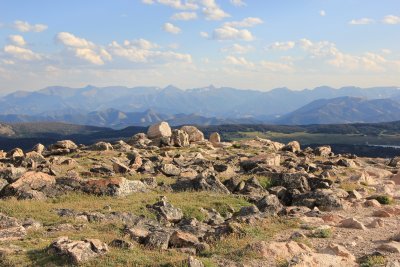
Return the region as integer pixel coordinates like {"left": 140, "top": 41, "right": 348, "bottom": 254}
{"left": 275, "top": 97, "right": 400, "bottom": 125}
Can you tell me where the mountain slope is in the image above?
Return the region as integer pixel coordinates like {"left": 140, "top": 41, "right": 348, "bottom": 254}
{"left": 1, "top": 85, "right": 399, "bottom": 119}
{"left": 276, "top": 97, "right": 400, "bottom": 125}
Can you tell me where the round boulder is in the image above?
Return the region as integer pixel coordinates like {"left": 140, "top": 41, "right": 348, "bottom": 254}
{"left": 180, "top": 126, "right": 204, "bottom": 143}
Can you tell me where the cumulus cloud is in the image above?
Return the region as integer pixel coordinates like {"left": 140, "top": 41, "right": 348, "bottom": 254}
{"left": 13, "top": 20, "right": 48, "bottom": 32}
{"left": 349, "top": 18, "right": 374, "bottom": 25}
{"left": 4, "top": 45, "right": 41, "bottom": 61}
{"left": 224, "top": 55, "right": 293, "bottom": 72}
{"left": 171, "top": 12, "right": 197, "bottom": 20}
{"left": 56, "top": 32, "right": 95, "bottom": 48}
{"left": 225, "top": 55, "right": 255, "bottom": 68}
{"left": 202, "top": 0, "right": 230, "bottom": 20}
{"left": 8, "top": 35, "right": 26, "bottom": 46}
{"left": 267, "top": 41, "right": 295, "bottom": 51}
{"left": 261, "top": 61, "right": 294, "bottom": 72}
{"left": 56, "top": 32, "right": 111, "bottom": 65}
{"left": 230, "top": 0, "right": 246, "bottom": 7}
{"left": 298, "top": 38, "right": 388, "bottom": 72}
{"left": 124, "top": 39, "right": 159, "bottom": 50}
{"left": 382, "top": 15, "right": 400, "bottom": 24}
{"left": 224, "top": 17, "right": 263, "bottom": 28}
{"left": 109, "top": 40, "right": 192, "bottom": 64}
{"left": 142, "top": 0, "right": 198, "bottom": 10}
{"left": 163, "top": 22, "right": 181, "bottom": 34}
{"left": 221, "top": 43, "right": 252, "bottom": 54}
{"left": 212, "top": 26, "right": 254, "bottom": 41}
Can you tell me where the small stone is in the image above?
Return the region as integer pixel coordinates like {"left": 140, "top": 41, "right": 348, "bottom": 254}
{"left": 338, "top": 217, "right": 366, "bottom": 230}
{"left": 109, "top": 239, "right": 134, "bottom": 249}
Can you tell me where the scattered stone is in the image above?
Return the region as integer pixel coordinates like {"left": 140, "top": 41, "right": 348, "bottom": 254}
{"left": 6, "top": 148, "right": 24, "bottom": 158}
{"left": 314, "top": 146, "right": 332, "bottom": 156}
{"left": 144, "top": 230, "right": 171, "bottom": 250}
{"left": 48, "top": 236, "right": 109, "bottom": 264}
{"left": 0, "top": 213, "right": 27, "bottom": 241}
{"left": 83, "top": 177, "right": 147, "bottom": 197}
{"left": 160, "top": 163, "right": 181, "bottom": 177}
{"left": 90, "top": 142, "right": 113, "bottom": 151}
{"left": 109, "top": 239, "right": 134, "bottom": 249}
{"left": 338, "top": 217, "right": 366, "bottom": 230}
{"left": 256, "top": 195, "right": 283, "bottom": 214}
{"left": 151, "top": 196, "right": 183, "bottom": 223}
{"left": 282, "top": 141, "right": 301, "bottom": 153}
{"left": 2, "top": 171, "right": 55, "bottom": 200}
{"left": 320, "top": 243, "right": 356, "bottom": 261}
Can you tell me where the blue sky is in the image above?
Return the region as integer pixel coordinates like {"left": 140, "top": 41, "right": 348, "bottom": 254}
{"left": 0, "top": 0, "right": 399, "bottom": 92}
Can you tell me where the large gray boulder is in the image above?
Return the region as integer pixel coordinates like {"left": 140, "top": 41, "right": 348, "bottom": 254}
{"left": 180, "top": 126, "right": 204, "bottom": 143}
{"left": 147, "top": 122, "right": 172, "bottom": 139}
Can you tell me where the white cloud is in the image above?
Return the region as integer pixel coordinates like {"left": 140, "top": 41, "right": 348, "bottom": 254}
{"left": 267, "top": 41, "right": 295, "bottom": 51}
{"left": 319, "top": 10, "right": 326, "bottom": 17}
{"left": 108, "top": 40, "right": 192, "bottom": 64}
{"left": 163, "top": 22, "right": 181, "bottom": 34}
{"left": 261, "top": 61, "right": 294, "bottom": 72}
{"left": 298, "top": 38, "right": 388, "bottom": 72}
{"left": 74, "top": 48, "right": 106, "bottom": 65}
{"left": 56, "top": 32, "right": 95, "bottom": 48}
{"left": 221, "top": 43, "right": 252, "bottom": 54}
{"left": 230, "top": 0, "right": 246, "bottom": 7}
{"left": 224, "top": 17, "right": 263, "bottom": 28}
{"left": 349, "top": 18, "right": 374, "bottom": 25}
{"left": 56, "top": 32, "right": 111, "bottom": 65}
{"left": 213, "top": 26, "right": 254, "bottom": 41}
{"left": 13, "top": 20, "right": 48, "bottom": 32}
{"left": 8, "top": 35, "right": 26, "bottom": 46}
{"left": 382, "top": 15, "right": 400, "bottom": 24}
{"left": 225, "top": 55, "right": 255, "bottom": 68}
{"left": 142, "top": 0, "right": 198, "bottom": 10}
{"left": 125, "top": 39, "right": 159, "bottom": 50}
{"left": 4, "top": 45, "right": 41, "bottom": 61}
{"left": 202, "top": 0, "right": 230, "bottom": 20}
{"left": 171, "top": 12, "right": 197, "bottom": 20}
{"left": 200, "top": 31, "right": 209, "bottom": 38}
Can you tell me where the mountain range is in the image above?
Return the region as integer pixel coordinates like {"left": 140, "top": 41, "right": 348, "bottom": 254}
{"left": 0, "top": 85, "right": 400, "bottom": 127}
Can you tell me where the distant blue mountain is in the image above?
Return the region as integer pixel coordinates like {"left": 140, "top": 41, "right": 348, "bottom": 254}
{"left": 0, "top": 85, "right": 399, "bottom": 127}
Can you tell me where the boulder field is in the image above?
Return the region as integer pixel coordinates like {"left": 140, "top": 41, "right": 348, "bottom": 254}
{"left": 0, "top": 121, "right": 399, "bottom": 266}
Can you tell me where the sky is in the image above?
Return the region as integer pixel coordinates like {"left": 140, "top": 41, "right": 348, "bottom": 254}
{"left": 0, "top": 0, "right": 399, "bottom": 93}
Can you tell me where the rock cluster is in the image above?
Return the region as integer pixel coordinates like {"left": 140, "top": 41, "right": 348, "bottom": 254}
{"left": 0, "top": 121, "right": 399, "bottom": 266}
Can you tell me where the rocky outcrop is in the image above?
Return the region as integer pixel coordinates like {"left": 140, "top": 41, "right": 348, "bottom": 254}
{"left": 1, "top": 171, "right": 56, "bottom": 200}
